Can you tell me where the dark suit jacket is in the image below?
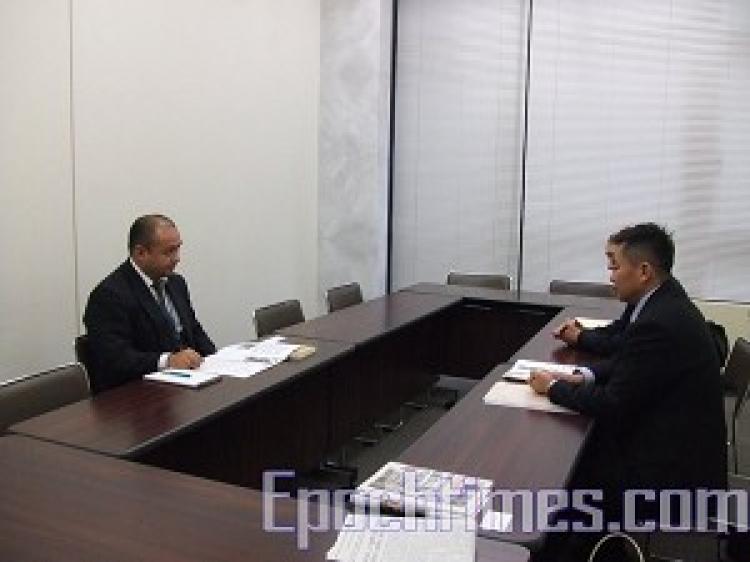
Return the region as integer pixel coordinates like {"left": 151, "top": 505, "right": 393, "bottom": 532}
{"left": 549, "top": 277, "right": 727, "bottom": 495}
{"left": 83, "top": 260, "right": 216, "bottom": 393}
{"left": 576, "top": 303, "right": 635, "bottom": 357}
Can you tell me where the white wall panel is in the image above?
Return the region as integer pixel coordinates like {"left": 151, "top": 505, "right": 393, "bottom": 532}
{"left": 318, "top": 0, "right": 391, "bottom": 303}
{"left": 73, "top": 0, "right": 321, "bottom": 344}
{"left": 0, "top": 0, "right": 76, "bottom": 381}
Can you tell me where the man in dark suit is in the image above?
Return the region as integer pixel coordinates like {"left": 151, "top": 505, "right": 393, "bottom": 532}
{"left": 530, "top": 223, "right": 726, "bottom": 526}
{"left": 84, "top": 214, "right": 216, "bottom": 393}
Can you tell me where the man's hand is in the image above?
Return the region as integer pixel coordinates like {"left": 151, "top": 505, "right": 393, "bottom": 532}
{"left": 168, "top": 348, "right": 203, "bottom": 369}
{"left": 553, "top": 318, "right": 582, "bottom": 345}
{"left": 529, "top": 370, "right": 557, "bottom": 395}
{"left": 529, "top": 369, "right": 584, "bottom": 395}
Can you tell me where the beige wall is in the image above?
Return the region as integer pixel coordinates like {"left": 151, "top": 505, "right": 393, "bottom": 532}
{"left": 695, "top": 300, "right": 750, "bottom": 351}
{"left": 0, "top": 0, "right": 77, "bottom": 382}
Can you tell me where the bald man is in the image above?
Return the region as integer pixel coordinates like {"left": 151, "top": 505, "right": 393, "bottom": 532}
{"left": 84, "top": 214, "right": 215, "bottom": 393}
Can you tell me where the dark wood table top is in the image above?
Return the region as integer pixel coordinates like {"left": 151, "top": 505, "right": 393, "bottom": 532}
{"left": 0, "top": 435, "right": 530, "bottom": 562}
{"left": 9, "top": 337, "right": 353, "bottom": 458}
{"left": 278, "top": 290, "right": 462, "bottom": 344}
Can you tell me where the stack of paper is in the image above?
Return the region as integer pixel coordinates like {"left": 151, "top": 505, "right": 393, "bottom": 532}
{"left": 245, "top": 337, "right": 300, "bottom": 363}
{"left": 575, "top": 316, "right": 612, "bottom": 330}
{"left": 144, "top": 369, "right": 220, "bottom": 388}
{"left": 483, "top": 380, "right": 576, "bottom": 414}
{"left": 350, "top": 462, "right": 493, "bottom": 519}
{"left": 327, "top": 513, "right": 475, "bottom": 562}
{"left": 502, "top": 359, "right": 580, "bottom": 383}
{"left": 198, "top": 336, "right": 300, "bottom": 379}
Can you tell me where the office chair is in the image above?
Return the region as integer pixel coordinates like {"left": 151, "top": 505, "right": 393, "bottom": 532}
{"left": 549, "top": 279, "right": 615, "bottom": 298}
{"left": 325, "top": 282, "right": 398, "bottom": 446}
{"left": 725, "top": 338, "right": 750, "bottom": 474}
{"left": 702, "top": 338, "right": 750, "bottom": 562}
{"left": 74, "top": 334, "right": 91, "bottom": 373}
{"left": 326, "top": 282, "right": 363, "bottom": 313}
{"left": 446, "top": 272, "right": 511, "bottom": 291}
{"left": 720, "top": 473, "right": 750, "bottom": 561}
{"left": 253, "top": 299, "right": 305, "bottom": 338}
{"left": 0, "top": 363, "right": 90, "bottom": 432}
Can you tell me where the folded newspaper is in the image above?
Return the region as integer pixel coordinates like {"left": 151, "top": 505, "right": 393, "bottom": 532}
{"left": 198, "top": 336, "right": 301, "bottom": 378}
{"left": 350, "top": 462, "right": 493, "bottom": 519}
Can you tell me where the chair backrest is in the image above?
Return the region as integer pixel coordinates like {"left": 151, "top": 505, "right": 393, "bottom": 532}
{"left": 446, "top": 272, "right": 511, "bottom": 291}
{"left": 726, "top": 337, "right": 750, "bottom": 472}
{"left": 326, "top": 282, "right": 363, "bottom": 313}
{"left": 0, "top": 363, "right": 90, "bottom": 432}
{"left": 74, "top": 334, "right": 91, "bottom": 372}
{"left": 706, "top": 320, "right": 729, "bottom": 368}
{"left": 253, "top": 299, "right": 305, "bottom": 338}
{"left": 549, "top": 279, "right": 615, "bottom": 298}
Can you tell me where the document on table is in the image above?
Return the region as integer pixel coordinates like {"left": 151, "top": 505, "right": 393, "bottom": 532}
{"left": 198, "top": 336, "right": 301, "bottom": 378}
{"left": 144, "top": 369, "right": 221, "bottom": 388}
{"left": 247, "top": 338, "right": 300, "bottom": 363}
{"left": 575, "top": 316, "right": 612, "bottom": 330}
{"left": 326, "top": 513, "right": 474, "bottom": 562}
{"left": 502, "top": 359, "right": 580, "bottom": 383}
{"left": 198, "top": 357, "right": 269, "bottom": 378}
{"left": 483, "top": 380, "right": 576, "bottom": 414}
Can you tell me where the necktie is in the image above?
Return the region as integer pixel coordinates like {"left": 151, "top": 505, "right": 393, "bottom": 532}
{"left": 153, "top": 280, "right": 177, "bottom": 332}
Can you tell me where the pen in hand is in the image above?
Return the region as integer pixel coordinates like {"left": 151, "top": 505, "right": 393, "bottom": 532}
{"left": 164, "top": 369, "right": 193, "bottom": 378}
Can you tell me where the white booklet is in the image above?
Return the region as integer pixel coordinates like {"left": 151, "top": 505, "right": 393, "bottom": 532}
{"left": 483, "top": 380, "right": 576, "bottom": 414}
{"left": 502, "top": 359, "right": 580, "bottom": 383}
{"left": 575, "top": 316, "right": 612, "bottom": 330}
{"left": 350, "top": 461, "right": 493, "bottom": 519}
{"left": 144, "top": 369, "right": 220, "bottom": 388}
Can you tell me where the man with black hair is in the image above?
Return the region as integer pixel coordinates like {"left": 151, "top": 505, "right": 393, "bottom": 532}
{"left": 530, "top": 223, "right": 726, "bottom": 524}
{"left": 84, "top": 214, "right": 216, "bottom": 393}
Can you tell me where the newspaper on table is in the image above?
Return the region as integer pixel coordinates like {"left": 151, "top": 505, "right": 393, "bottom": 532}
{"left": 350, "top": 461, "right": 493, "bottom": 519}
{"left": 199, "top": 336, "right": 300, "bottom": 378}
{"left": 501, "top": 359, "right": 581, "bottom": 383}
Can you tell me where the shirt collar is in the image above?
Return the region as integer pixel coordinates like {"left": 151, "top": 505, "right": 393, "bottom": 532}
{"left": 629, "top": 283, "right": 661, "bottom": 324}
{"left": 129, "top": 258, "right": 166, "bottom": 290}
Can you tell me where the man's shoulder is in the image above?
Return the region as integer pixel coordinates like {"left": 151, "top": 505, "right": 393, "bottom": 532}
{"left": 88, "top": 261, "right": 137, "bottom": 304}
{"left": 641, "top": 278, "right": 709, "bottom": 336}
{"left": 646, "top": 278, "right": 691, "bottom": 313}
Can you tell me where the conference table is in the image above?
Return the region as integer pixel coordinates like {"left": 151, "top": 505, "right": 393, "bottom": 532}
{"left": 7, "top": 283, "right": 624, "bottom": 558}
{"left": 0, "top": 435, "right": 531, "bottom": 562}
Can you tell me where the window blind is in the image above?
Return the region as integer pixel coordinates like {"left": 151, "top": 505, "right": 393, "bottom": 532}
{"left": 523, "top": 0, "right": 750, "bottom": 300}
{"left": 391, "top": 0, "right": 526, "bottom": 290}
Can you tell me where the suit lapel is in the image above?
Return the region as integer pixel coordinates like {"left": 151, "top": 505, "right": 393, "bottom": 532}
{"left": 122, "top": 261, "right": 176, "bottom": 344}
